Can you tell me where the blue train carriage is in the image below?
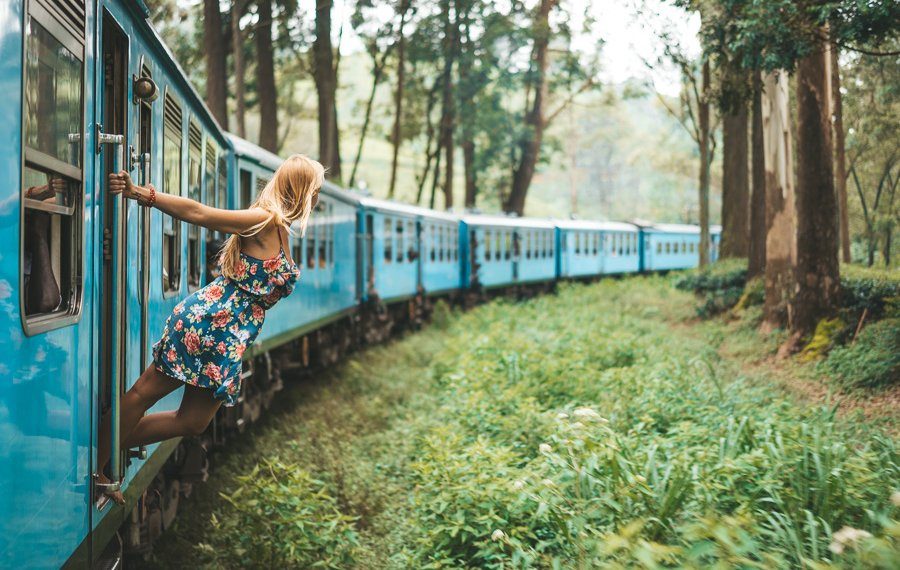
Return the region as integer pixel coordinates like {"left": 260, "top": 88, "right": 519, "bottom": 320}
{"left": 461, "top": 215, "right": 557, "bottom": 293}
{"left": 2, "top": 0, "right": 240, "bottom": 567}
{"left": 355, "top": 197, "right": 459, "bottom": 338}
{"left": 556, "top": 220, "right": 641, "bottom": 278}
{"left": 641, "top": 223, "right": 721, "bottom": 271}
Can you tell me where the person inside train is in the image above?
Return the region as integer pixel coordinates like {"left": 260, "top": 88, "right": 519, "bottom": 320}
{"left": 95, "top": 155, "right": 324, "bottom": 508}
{"left": 22, "top": 176, "right": 67, "bottom": 315}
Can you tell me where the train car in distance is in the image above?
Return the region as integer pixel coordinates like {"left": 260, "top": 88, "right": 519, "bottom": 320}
{"left": 556, "top": 220, "right": 642, "bottom": 278}
{"left": 462, "top": 215, "right": 557, "bottom": 291}
{"left": 642, "top": 223, "right": 722, "bottom": 272}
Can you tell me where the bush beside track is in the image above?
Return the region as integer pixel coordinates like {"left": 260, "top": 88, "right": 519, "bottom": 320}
{"left": 138, "top": 276, "right": 899, "bottom": 569}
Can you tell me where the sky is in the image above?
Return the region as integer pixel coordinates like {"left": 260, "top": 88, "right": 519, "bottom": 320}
{"left": 334, "top": 0, "right": 701, "bottom": 97}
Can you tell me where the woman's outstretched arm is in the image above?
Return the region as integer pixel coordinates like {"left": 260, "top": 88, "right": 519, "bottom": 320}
{"left": 108, "top": 170, "right": 270, "bottom": 235}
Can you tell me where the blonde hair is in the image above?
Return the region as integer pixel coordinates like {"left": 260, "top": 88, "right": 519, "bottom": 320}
{"left": 219, "top": 154, "right": 325, "bottom": 279}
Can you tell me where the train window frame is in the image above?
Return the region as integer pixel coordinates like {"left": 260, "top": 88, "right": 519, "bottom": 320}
{"left": 395, "top": 219, "right": 404, "bottom": 263}
{"left": 484, "top": 230, "right": 491, "bottom": 261}
{"left": 306, "top": 216, "right": 316, "bottom": 270}
{"left": 383, "top": 217, "right": 393, "bottom": 264}
{"left": 406, "top": 220, "right": 416, "bottom": 262}
{"left": 317, "top": 207, "right": 327, "bottom": 269}
{"left": 161, "top": 90, "right": 184, "bottom": 297}
{"left": 19, "top": 5, "right": 87, "bottom": 334}
{"left": 186, "top": 118, "right": 203, "bottom": 291}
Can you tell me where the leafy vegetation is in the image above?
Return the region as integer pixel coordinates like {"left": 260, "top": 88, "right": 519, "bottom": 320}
{"left": 139, "top": 276, "right": 899, "bottom": 569}
{"left": 824, "top": 319, "right": 900, "bottom": 390}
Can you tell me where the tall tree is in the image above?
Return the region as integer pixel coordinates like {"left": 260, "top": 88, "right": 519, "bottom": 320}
{"left": 830, "top": 45, "right": 851, "bottom": 264}
{"left": 719, "top": 104, "right": 748, "bottom": 258}
{"left": 388, "top": 0, "right": 411, "bottom": 198}
{"left": 698, "top": 59, "right": 711, "bottom": 267}
{"left": 748, "top": 75, "right": 766, "bottom": 278}
{"left": 438, "top": 0, "right": 457, "bottom": 210}
{"left": 231, "top": 0, "right": 247, "bottom": 137}
{"left": 203, "top": 0, "right": 228, "bottom": 126}
{"left": 761, "top": 71, "right": 796, "bottom": 332}
{"left": 313, "top": 0, "right": 342, "bottom": 181}
{"left": 256, "top": 0, "right": 278, "bottom": 152}
{"left": 793, "top": 35, "right": 839, "bottom": 335}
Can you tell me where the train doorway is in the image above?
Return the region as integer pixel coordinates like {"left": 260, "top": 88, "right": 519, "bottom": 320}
{"left": 92, "top": 8, "right": 129, "bottom": 558}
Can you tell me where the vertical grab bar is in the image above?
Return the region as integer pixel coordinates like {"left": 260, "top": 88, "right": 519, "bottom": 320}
{"left": 95, "top": 132, "right": 126, "bottom": 499}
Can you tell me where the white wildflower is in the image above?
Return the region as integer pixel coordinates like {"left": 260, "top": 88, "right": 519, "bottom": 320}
{"left": 891, "top": 491, "right": 900, "bottom": 507}
{"left": 491, "top": 529, "right": 506, "bottom": 541}
{"left": 556, "top": 412, "right": 569, "bottom": 420}
{"left": 829, "top": 526, "right": 873, "bottom": 555}
{"left": 571, "top": 422, "right": 584, "bottom": 430}
{"left": 539, "top": 443, "right": 552, "bottom": 454}
{"left": 573, "top": 407, "right": 599, "bottom": 419}
{"left": 512, "top": 480, "right": 525, "bottom": 491}
{"left": 542, "top": 478, "right": 555, "bottom": 487}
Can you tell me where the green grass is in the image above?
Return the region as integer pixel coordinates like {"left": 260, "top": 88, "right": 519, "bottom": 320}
{"left": 136, "top": 276, "right": 899, "bottom": 569}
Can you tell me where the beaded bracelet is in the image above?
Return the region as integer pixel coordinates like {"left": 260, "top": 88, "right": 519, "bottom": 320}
{"left": 138, "top": 185, "right": 156, "bottom": 208}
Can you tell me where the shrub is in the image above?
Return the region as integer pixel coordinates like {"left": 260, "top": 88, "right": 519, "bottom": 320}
{"left": 194, "top": 458, "right": 360, "bottom": 569}
{"left": 674, "top": 259, "right": 748, "bottom": 317}
{"left": 824, "top": 319, "right": 900, "bottom": 390}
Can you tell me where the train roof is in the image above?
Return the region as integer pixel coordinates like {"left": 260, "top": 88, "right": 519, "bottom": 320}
{"left": 554, "top": 220, "right": 639, "bottom": 232}
{"left": 461, "top": 214, "right": 557, "bottom": 229}
{"left": 226, "top": 133, "right": 284, "bottom": 171}
{"left": 646, "top": 223, "right": 724, "bottom": 234}
{"left": 357, "top": 196, "right": 460, "bottom": 222}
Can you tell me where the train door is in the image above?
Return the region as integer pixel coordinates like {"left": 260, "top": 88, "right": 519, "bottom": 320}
{"left": 135, "top": 61, "right": 155, "bottom": 370}
{"left": 92, "top": 9, "right": 129, "bottom": 548}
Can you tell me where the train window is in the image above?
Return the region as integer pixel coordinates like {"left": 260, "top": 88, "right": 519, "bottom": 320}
{"left": 239, "top": 169, "right": 252, "bottom": 209}
{"left": 396, "top": 220, "right": 404, "bottom": 263}
{"left": 292, "top": 227, "right": 303, "bottom": 269}
{"left": 187, "top": 120, "right": 202, "bottom": 289}
{"left": 162, "top": 93, "right": 183, "bottom": 295}
{"left": 656, "top": 242, "right": 662, "bottom": 254}
{"left": 407, "top": 220, "right": 416, "bottom": 262}
{"left": 592, "top": 233, "right": 598, "bottom": 255}
{"left": 575, "top": 232, "right": 581, "bottom": 254}
{"left": 504, "top": 232, "right": 511, "bottom": 261}
{"left": 306, "top": 217, "right": 316, "bottom": 270}
{"left": 452, "top": 227, "right": 458, "bottom": 261}
{"left": 318, "top": 204, "right": 327, "bottom": 268}
{"left": 429, "top": 226, "right": 436, "bottom": 262}
{"left": 20, "top": 11, "right": 85, "bottom": 328}
{"left": 384, "top": 218, "right": 392, "bottom": 264}
{"left": 257, "top": 176, "right": 270, "bottom": 198}
{"left": 484, "top": 230, "right": 492, "bottom": 261}
{"left": 217, "top": 151, "right": 228, "bottom": 211}
{"left": 436, "top": 225, "right": 443, "bottom": 262}
{"left": 329, "top": 204, "right": 335, "bottom": 267}
{"left": 524, "top": 232, "right": 531, "bottom": 259}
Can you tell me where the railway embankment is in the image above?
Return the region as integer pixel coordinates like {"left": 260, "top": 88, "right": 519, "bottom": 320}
{"left": 137, "top": 274, "right": 899, "bottom": 569}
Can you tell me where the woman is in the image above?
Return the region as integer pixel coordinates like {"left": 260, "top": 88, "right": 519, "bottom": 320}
{"left": 95, "top": 154, "right": 324, "bottom": 508}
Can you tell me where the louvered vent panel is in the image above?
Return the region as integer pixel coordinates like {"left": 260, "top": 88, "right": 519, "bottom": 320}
{"left": 164, "top": 94, "right": 182, "bottom": 135}
{"left": 188, "top": 121, "right": 202, "bottom": 150}
{"left": 38, "top": 0, "right": 86, "bottom": 42}
{"left": 205, "top": 139, "right": 216, "bottom": 166}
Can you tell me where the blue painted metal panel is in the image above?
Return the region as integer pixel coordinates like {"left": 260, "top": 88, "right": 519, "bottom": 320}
{"left": 420, "top": 218, "right": 461, "bottom": 294}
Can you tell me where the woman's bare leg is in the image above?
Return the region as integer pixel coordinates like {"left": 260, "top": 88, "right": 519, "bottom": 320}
{"left": 97, "top": 365, "right": 183, "bottom": 479}
{"left": 122, "top": 382, "right": 224, "bottom": 448}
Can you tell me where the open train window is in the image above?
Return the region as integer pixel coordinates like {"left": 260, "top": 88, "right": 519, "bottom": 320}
{"left": 317, "top": 203, "right": 327, "bottom": 269}
{"left": 395, "top": 220, "right": 404, "bottom": 263}
{"left": 407, "top": 220, "right": 416, "bottom": 261}
{"left": 453, "top": 227, "right": 458, "bottom": 261}
{"left": 484, "top": 230, "right": 492, "bottom": 261}
{"left": 383, "top": 218, "right": 393, "bottom": 264}
{"left": 20, "top": 6, "right": 85, "bottom": 332}
{"left": 187, "top": 120, "right": 202, "bottom": 289}
{"left": 217, "top": 151, "right": 228, "bottom": 212}
{"left": 162, "top": 93, "right": 183, "bottom": 295}
{"left": 593, "top": 234, "right": 599, "bottom": 255}
{"left": 306, "top": 218, "right": 316, "bottom": 270}
{"left": 439, "top": 226, "right": 445, "bottom": 262}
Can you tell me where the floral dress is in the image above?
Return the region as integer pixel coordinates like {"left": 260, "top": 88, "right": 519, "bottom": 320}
{"left": 152, "top": 246, "right": 301, "bottom": 407}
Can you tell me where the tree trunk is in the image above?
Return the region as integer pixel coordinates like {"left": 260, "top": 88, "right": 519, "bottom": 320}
{"left": 231, "top": 0, "right": 246, "bottom": 137}
{"left": 349, "top": 47, "right": 390, "bottom": 188}
{"left": 720, "top": 106, "right": 749, "bottom": 258}
{"left": 314, "top": 0, "right": 342, "bottom": 181}
{"left": 505, "top": 0, "right": 555, "bottom": 216}
{"left": 793, "top": 42, "right": 840, "bottom": 335}
{"left": 698, "top": 60, "right": 711, "bottom": 267}
{"left": 388, "top": 2, "right": 410, "bottom": 199}
{"left": 438, "top": 0, "right": 456, "bottom": 210}
{"left": 256, "top": 0, "right": 278, "bottom": 152}
{"left": 203, "top": 0, "right": 228, "bottom": 127}
{"left": 830, "top": 44, "right": 851, "bottom": 264}
{"left": 761, "top": 71, "right": 796, "bottom": 331}
{"left": 463, "top": 140, "right": 476, "bottom": 208}
{"left": 748, "top": 77, "right": 767, "bottom": 278}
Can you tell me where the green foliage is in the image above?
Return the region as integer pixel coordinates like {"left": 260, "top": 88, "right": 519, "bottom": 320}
{"left": 801, "top": 318, "right": 846, "bottom": 362}
{"left": 674, "top": 259, "right": 748, "bottom": 317}
{"left": 840, "top": 267, "right": 900, "bottom": 322}
{"left": 397, "top": 278, "right": 900, "bottom": 567}
{"left": 430, "top": 299, "right": 453, "bottom": 330}
{"left": 824, "top": 318, "right": 900, "bottom": 390}
{"left": 194, "top": 458, "right": 360, "bottom": 569}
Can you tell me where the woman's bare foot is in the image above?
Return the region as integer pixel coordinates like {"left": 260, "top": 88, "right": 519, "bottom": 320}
{"left": 93, "top": 472, "right": 126, "bottom": 507}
